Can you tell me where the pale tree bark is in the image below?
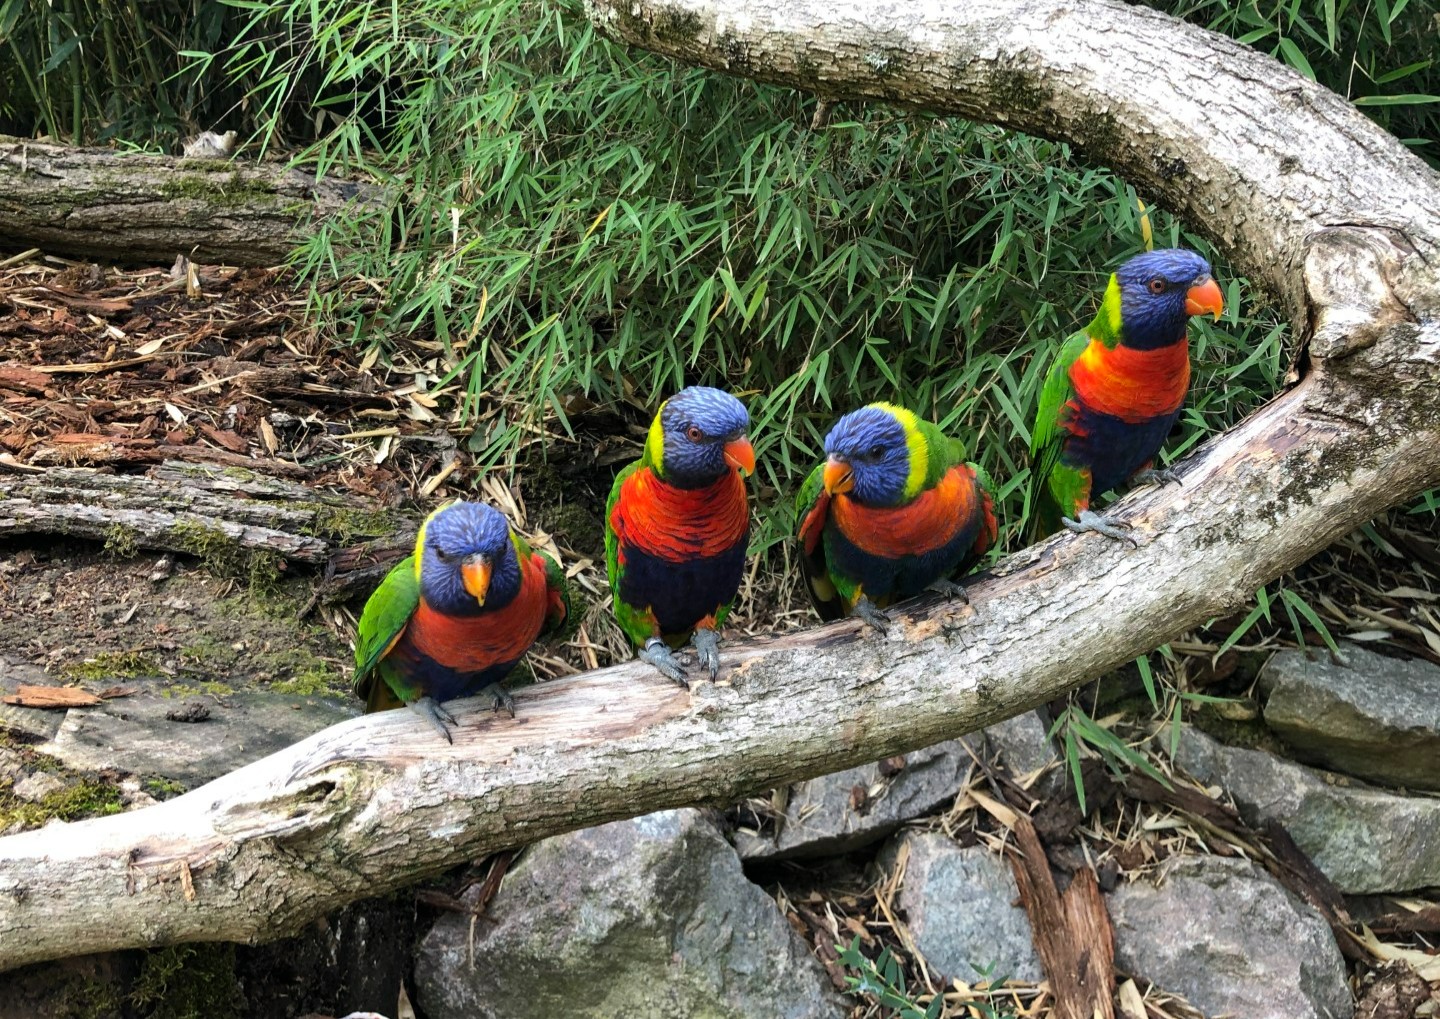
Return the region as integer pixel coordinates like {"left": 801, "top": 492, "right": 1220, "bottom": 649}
{"left": 0, "top": 135, "right": 382, "bottom": 266}
{"left": 0, "top": 0, "right": 1438, "bottom": 973}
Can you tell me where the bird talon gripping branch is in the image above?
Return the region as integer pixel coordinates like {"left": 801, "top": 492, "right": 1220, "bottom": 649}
{"left": 410, "top": 696, "right": 459, "bottom": 744}
{"left": 1062, "top": 509, "right": 1139, "bottom": 547}
{"left": 852, "top": 597, "right": 893, "bottom": 634}
{"left": 639, "top": 638, "right": 690, "bottom": 688}
{"left": 691, "top": 628, "right": 722, "bottom": 680}
{"left": 476, "top": 681, "right": 517, "bottom": 718}
{"left": 926, "top": 578, "right": 971, "bottom": 605}
{"left": 1133, "top": 465, "right": 1183, "bottom": 488}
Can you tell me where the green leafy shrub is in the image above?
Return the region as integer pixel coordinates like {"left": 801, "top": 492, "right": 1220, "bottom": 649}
{"left": 195, "top": 0, "right": 1298, "bottom": 553}
{"left": 6, "top": 0, "right": 1432, "bottom": 549}
{"left": 837, "top": 936, "right": 1015, "bottom": 1018}
{"left": 0, "top": 0, "right": 266, "bottom": 145}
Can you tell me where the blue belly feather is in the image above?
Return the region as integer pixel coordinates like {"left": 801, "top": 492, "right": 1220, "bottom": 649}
{"left": 383, "top": 646, "right": 521, "bottom": 703}
{"left": 619, "top": 538, "right": 747, "bottom": 639}
{"left": 1063, "top": 405, "right": 1179, "bottom": 496}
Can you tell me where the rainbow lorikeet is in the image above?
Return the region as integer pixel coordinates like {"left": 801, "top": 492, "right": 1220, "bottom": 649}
{"left": 353, "top": 500, "right": 571, "bottom": 742}
{"left": 796, "top": 403, "right": 998, "bottom": 630}
{"left": 605, "top": 386, "right": 755, "bottom": 686}
{"left": 1029, "top": 248, "right": 1225, "bottom": 542}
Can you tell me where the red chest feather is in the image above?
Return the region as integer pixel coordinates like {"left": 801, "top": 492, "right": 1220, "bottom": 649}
{"left": 830, "top": 466, "right": 980, "bottom": 560}
{"left": 1070, "top": 337, "right": 1190, "bottom": 423}
{"left": 611, "top": 467, "right": 749, "bottom": 563}
{"left": 406, "top": 557, "right": 548, "bottom": 672}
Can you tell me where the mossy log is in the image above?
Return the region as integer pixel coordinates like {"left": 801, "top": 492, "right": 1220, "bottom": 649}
{"left": 0, "top": 461, "right": 413, "bottom": 575}
{"left": 0, "top": 135, "right": 382, "bottom": 266}
{"left": 0, "top": 0, "right": 1437, "bottom": 974}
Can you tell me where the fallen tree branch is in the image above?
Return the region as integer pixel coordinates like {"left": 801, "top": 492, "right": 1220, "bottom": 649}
{"left": 0, "top": 460, "right": 412, "bottom": 571}
{"left": 0, "top": 0, "right": 1437, "bottom": 972}
{"left": 0, "top": 135, "right": 383, "bottom": 266}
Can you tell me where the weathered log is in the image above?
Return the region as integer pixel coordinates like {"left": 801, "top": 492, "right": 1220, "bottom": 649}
{"left": 0, "top": 461, "right": 411, "bottom": 568}
{"left": 0, "top": 0, "right": 1437, "bottom": 973}
{"left": 0, "top": 135, "right": 383, "bottom": 266}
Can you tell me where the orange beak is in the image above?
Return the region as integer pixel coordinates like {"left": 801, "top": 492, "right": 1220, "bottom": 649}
{"left": 1185, "top": 277, "right": 1225, "bottom": 320}
{"left": 723, "top": 436, "right": 756, "bottom": 476}
{"left": 823, "top": 457, "right": 854, "bottom": 495}
{"left": 460, "top": 554, "right": 492, "bottom": 606}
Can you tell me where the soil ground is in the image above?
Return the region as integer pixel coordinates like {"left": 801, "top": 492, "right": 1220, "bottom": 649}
{"left": 0, "top": 541, "right": 346, "bottom": 695}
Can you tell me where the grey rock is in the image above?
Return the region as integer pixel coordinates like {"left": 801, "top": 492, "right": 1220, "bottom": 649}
{"left": 736, "top": 719, "right": 1057, "bottom": 862}
{"left": 735, "top": 739, "right": 979, "bottom": 860}
{"left": 1260, "top": 643, "right": 1440, "bottom": 791}
{"left": 879, "top": 832, "right": 1042, "bottom": 983}
{"left": 415, "top": 809, "right": 845, "bottom": 1019}
{"left": 985, "top": 711, "right": 1060, "bottom": 779}
{"left": 1110, "top": 855, "right": 1352, "bottom": 1019}
{"left": 36, "top": 685, "right": 359, "bottom": 787}
{"left": 0, "top": 748, "right": 22, "bottom": 785}
{"left": 1176, "top": 727, "right": 1440, "bottom": 893}
{"left": 10, "top": 771, "right": 66, "bottom": 802}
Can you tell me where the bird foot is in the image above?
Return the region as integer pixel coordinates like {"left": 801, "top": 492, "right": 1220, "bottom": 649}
{"left": 1062, "top": 509, "right": 1138, "bottom": 546}
{"left": 692, "top": 627, "right": 722, "bottom": 681}
{"left": 640, "top": 638, "right": 689, "bottom": 689}
{"left": 409, "top": 696, "right": 459, "bottom": 744}
{"left": 1133, "top": 466, "right": 1182, "bottom": 487}
{"left": 926, "top": 577, "right": 970, "bottom": 606}
{"left": 854, "top": 596, "right": 892, "bottom": 634}
{"left": 475, "top": 682, "right": 516, "bottom": 718}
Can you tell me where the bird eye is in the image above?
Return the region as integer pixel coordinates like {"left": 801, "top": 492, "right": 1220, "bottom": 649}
{"left": 1148, "top": 278, "right": 1168, "bottom": 294}
{"left": 868, "top": 444, "right": 885, "bottom": 459}
{"left": 433, "top": 548, "right": 453, "bottom": 564}
{"left": 685, "top": 425, "right": 704, "bottom": 442}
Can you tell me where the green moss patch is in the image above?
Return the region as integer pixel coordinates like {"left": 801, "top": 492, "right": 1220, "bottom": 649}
{"left": 0, "top": 778, "right": 124, "bottom": 830}
{"left": 62, "top": 649, "right": 160, "bottom": 681}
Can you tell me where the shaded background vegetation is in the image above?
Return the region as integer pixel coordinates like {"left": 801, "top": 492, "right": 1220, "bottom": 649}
{"left": 3, "top": 0, "right": 1436, "bottom": 547}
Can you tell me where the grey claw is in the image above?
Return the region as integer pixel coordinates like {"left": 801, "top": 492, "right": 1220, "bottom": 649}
{"left": 692, "top": 628, "right": 721, "bottom": 680}
{"left": 640, "top": 639, "right": 689, "bottom": 689}
{"left": 927, "top": 578, "right": 970, "bottom": 605}
{"left": 410, "top": 696, "right": 458, "bottom": 743}
{"left": 853, "top": 596, "right": 891, "bottom": 633}
{"left": 476, "top": 682, "right": 516, "bottom": 718}
{"left": 1062, "top": 509, "right": 1139, "bottom": 546}
{"left": 1133, "top": 466, "right": 1182, "bottom": 487}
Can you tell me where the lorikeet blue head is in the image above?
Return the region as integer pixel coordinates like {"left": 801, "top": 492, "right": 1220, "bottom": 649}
{"left": 1111, "top": 248, "right": 1225, "bottom": 350}
{"left": 647, "top": 386, "right": 755, "bottom": 488}
{"left": 414, "top": 501, "right": 521, "bottom": 617}
{"left": 822, "top": 403, "right": 922, "bottom": 507}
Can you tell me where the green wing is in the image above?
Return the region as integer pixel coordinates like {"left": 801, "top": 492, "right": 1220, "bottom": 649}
{"left": 966, "top": 460, "right": 999, "bottom": 560}
{"left": 794, "top": 461, "right": 848, "bottom": 620}
{"left": 537, "top": 547, "right": 576, "bottom": 641}
{"left": 1027, "top": 330, "right": 1091, "bottom": 539}
{"left": 352, "top": 554, "right": 419, "bottom": 703}
{"left": 604, "top": 459, "right": 656, "bottom": 647}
